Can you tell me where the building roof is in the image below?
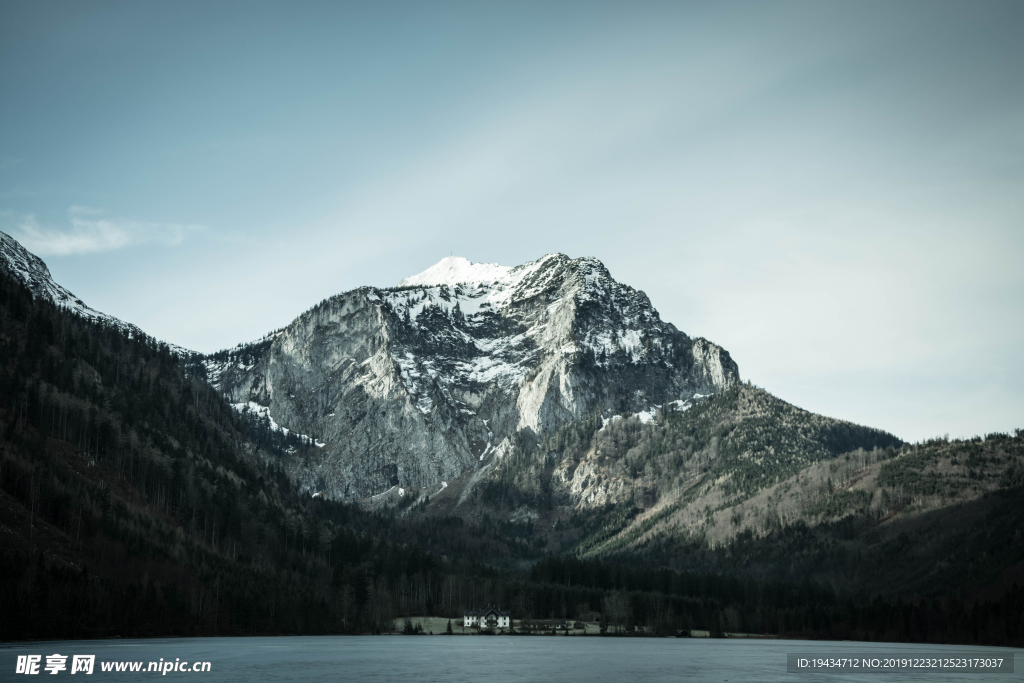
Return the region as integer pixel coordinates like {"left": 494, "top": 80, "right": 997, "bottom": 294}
{"left": 463, "top": 605, "right": 510, "bottom": 617}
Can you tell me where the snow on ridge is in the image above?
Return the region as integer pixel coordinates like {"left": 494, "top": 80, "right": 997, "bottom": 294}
{"left": 1, "top": 229, "right": 125, "bottom": 330}
{"left": 599, "top": 410, "right": 656, "bottom": 431}
{"left": 397, "top": 256, "right": 513, "bottom": 288}
{"left": 637, "top": 409, "right": 657, "bottom": 424}
{"left": 395, "top": 253, "right": 565, "bottom": 291}
{"left": 387, "top": 254, "right": 571, "bottom": 323}
{"left": 599, "top": 393, "right": 714, "bottom": 430}
{"left": 232, "top": 401, "right": 326, "bottom": 448}
{"left": 0, "top": 230, "right": 193, "bottom": 357}
{"left": 380, "top": 252, "right": 662, "bottom": 401}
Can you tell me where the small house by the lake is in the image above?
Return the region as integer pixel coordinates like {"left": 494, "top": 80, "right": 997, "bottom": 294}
{"left": 463, "top": 606, "right": 511, "bottom": 629}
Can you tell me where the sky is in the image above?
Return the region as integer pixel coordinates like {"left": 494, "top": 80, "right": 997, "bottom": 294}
{"left": 1, "top": 1, "right": 1021, "bottom": 442}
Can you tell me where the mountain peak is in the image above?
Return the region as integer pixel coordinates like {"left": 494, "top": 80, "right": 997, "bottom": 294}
{"left": 397, "top": 256, "right": 511, "bottom": 288}
{"left": 396, "top": 253, "right": 575, "bottom": 289}
{"left": 207, "top": 248, "right": 739, "bottom": 499}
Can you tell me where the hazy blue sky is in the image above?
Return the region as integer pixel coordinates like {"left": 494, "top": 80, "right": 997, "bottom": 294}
{"left": 1, "top": 1, "right": 1021, "bottom": 441}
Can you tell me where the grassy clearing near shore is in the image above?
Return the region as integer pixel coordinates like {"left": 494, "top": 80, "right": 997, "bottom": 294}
{"left": 389, "top": 618, "right": 762, "bottom": 638}
{"left": 391, "top": 617, "right": 456, "bottom": 634}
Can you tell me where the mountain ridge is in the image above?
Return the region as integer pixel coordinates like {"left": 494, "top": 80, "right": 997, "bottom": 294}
{"left": 200, "top": 253, "right": 740, "bottom": 500}
{"left": 0, "top": 230, "right": 192, "bottom": 357}
{"left": 3, "top": 229, "right": 1023, "bottom": 639}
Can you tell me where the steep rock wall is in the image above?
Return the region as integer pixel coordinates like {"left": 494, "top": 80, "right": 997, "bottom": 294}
{"left": 204, "top": 254, "right": 739, "bottom": 499}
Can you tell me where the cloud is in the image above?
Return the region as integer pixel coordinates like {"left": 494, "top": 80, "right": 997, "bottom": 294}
{"left": 10, "top": 206, "right": 201, "bottom": 256}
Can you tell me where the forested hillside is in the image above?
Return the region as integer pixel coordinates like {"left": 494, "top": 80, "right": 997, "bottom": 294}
{"left": 1, "top": 266, "right": 1021, "bottom": 647}
{"left": 441, "top": 383, "right": 903, "bottom": 554}
{"left": 0, "top": 268, "right": 533, "bottom": 639}
{"left": 460, "top": 383, "right": 1023, "bottom": 604}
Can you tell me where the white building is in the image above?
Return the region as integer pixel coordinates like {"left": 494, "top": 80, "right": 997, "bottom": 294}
{"left": 463, "top": 606, "right": 511, "bottom": 629}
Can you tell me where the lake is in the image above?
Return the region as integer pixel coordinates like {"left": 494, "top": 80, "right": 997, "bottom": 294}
{"left": 1, "top": 636, "right": 1017, "bottom": 682}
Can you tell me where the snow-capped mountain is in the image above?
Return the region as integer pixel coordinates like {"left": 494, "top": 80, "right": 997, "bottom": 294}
{"left": 204, "top": 254, "right": 739, "bottom": 499}
{"left": 0, "top": 230, "right": 191, "bottom": 356}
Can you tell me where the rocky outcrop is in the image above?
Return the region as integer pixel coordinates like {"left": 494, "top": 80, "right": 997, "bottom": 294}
{"left": 203, "top": 254, "right": 740, "bottom": 499}
{"left": 0, "top": 230, "right": 190, "bottom": 355}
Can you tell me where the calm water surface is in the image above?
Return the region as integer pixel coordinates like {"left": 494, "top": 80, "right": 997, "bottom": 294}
{"left": 1, "top": 636, "right": 1018, "bottom": 682}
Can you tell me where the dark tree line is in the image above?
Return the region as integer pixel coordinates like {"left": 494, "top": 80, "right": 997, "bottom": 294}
{"left": 0, "top": 269, "right": 526, "bottom": 639}
{"left": 1, "top": 267, "right": 1021, "bottom": 647}
{"left": 527, "top": 556, "right": 1024, "bottom": 645}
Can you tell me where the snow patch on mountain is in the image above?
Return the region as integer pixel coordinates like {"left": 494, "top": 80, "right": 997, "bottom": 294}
{"left": 397, "top": 256, "right": 515, "bottom": 288}
{"left": 231, "top": 401, "right": 325, "bottom": 448}
{"left": 599, "top": 393, "right": 713, "bottom": 430}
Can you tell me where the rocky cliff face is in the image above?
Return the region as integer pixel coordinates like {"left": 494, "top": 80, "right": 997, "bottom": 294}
{"left": 203, "top": 254, "right": 739, "bottom": 499}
